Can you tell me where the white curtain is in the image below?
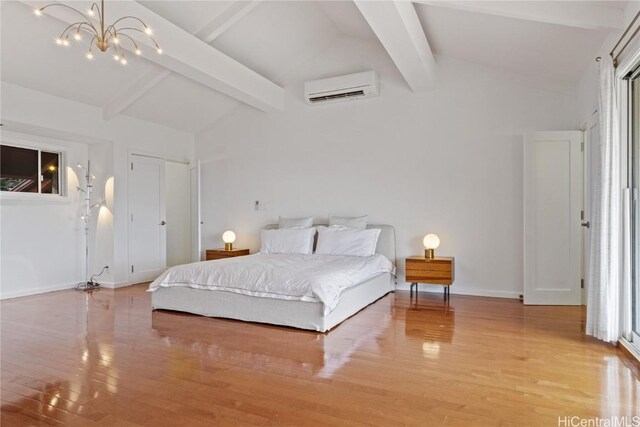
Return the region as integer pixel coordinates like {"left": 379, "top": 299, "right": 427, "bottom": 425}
{"left": 586, "top": 56, "right": 622, "bottom": 343}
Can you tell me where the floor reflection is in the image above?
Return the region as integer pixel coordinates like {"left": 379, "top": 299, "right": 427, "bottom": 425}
{"left": 405, "top": 293, "right": 455, "bottom": 348}
{"left": 151, "top": 295, "right": 393, "bottom": 380}
{"left": 601, "top": 355, "right": 640, "bottom": 417}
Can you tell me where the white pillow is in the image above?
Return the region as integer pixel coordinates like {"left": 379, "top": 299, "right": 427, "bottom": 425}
{"left": 278, "top": 216, "right": 314, "bottom": 229}
{"left": 315, "top": 226, "right": 381, "bottom": 257}
{"left": 329, "top": 214, "right": 368, "bottom": 229}
{"left": 261, "top": 228, "right": 315, "bottom": 255}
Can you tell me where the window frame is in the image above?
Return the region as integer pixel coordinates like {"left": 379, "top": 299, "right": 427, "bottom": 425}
{"left": 621, "top": 50, "right": 640, "bottom": 354}
{"left": 0, "top": 138, "right": 67, "bottom": 200}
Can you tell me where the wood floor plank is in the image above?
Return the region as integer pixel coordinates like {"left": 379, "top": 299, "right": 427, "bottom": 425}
{"left": 1, "top": 285, "right": 638, "bottom": 426}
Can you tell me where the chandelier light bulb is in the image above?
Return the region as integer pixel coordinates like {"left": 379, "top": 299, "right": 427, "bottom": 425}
{"left": 121, "top": 58, "right": 127, "bottom": 65}
{"left": 55, "top": 38, "right": 62, "bottom": 45}
{"left": 74, "top": 32, "right": 81, "bottom": 41}
{"left": 145, "top": 27, "right": 152, "bottom": 35}
{"left": 156, "top": 47, "right": 162, "bottom": 54}
{"left": 34, "top": 8, "right": 42, "bottom": 16}
{"left": 86, "top": 52, "right": 93, "bottom": 60}
{"left": 135, "top": 48, "right": 142, "bottom": 55}
{"left": 62, "top": 38, "right": 69, "bottom": 46}
{"left": 113, "top": 37, "right": 120, "bottom": 45}
{"left": 113, "top": 54, "right": 120, "bottom": 61}
{"left": 87, "top": 9, "right": 94, "bottom": 16}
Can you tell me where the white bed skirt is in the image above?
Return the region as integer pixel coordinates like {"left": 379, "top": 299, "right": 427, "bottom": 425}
{"left": 151, "top": 272, "right": 394, "bottom": 332}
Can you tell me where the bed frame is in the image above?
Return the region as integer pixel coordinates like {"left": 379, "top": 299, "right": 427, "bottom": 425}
{"left": 152, "top": 224, "right": 397, "bottom": 332}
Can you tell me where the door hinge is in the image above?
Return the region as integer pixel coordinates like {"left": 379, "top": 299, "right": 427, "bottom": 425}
{"left": 131, "top": 265, "right": 134, "bottom": 273}
{"left": 581, "top": 279, "right": 584, "bottom": 289}
{"left": 581, "top": 210, "right": 584, "bottom": 220}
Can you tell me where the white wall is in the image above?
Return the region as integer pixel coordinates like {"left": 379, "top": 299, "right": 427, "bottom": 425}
{"left": 0, "top": 130, "right": 87, "bottom": 298}
{"left": 195, "top": 38, "right": 578, "bottom": 298}
{"left": 1, "top": 82, "right": 194, "bottom": 297}
{"left": 575, "top": 2, "right": 640, "bottom": 128}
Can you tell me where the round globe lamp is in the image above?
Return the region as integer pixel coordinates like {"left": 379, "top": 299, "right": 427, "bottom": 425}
{"left": 423, "top": 233, "right": 440, "bottom": 259}
{"left": 222, "top": 230, "right": 236, "bottom": 251}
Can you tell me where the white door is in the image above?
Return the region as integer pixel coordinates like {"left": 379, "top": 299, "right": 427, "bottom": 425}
{"left": 165, "top": 161, "right": 191, "bottom": 267}
{"left": 190, "top": 161, "right": 201, "bottom": 262}
{"left": 129, "top": 155, "right": 166, "bottom": 283}
{"left": 583, "top": 114, "right": 599, "bottom": 304}
{"left": 524, "top": 131, "right": 583, "bottom": 305}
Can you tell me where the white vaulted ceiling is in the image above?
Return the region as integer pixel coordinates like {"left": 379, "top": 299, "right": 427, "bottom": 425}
{"left": 0, "top": 0, "right": 633, "bottom": 133}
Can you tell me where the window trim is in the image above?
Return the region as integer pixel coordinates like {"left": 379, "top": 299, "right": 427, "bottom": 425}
{"left": 1, "top": 139, "right": 68, "bottom": 200}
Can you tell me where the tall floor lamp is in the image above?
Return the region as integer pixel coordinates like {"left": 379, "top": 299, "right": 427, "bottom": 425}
{"left": 76, "top": 161, "right": 104, "bottom": 291}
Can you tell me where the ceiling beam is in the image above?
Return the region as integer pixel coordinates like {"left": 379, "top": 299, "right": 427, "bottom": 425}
{"left": 102, "top": 69, "right": 171, "bottom": 121}
{"left": 414, "top": 1, "right": 625, "bottom": 31}
{"left": 22, "top": 0, "right": 283, "bottom": 114}
{"left": 354, "top": 1, "right": 435, "bottom": 92}
{"left": 196, "top": 1, "right": 261, "bottom": 43}
{"left": 102, "top": 1, "right": 261, "bottom": 120}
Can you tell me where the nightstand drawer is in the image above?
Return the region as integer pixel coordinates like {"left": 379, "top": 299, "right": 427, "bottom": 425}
{"left": 405, "top": 256, "right": 455, "bottom": 285}
{"left": 405, "top": 260, "right": 452, "bottom": 272}
{"left": 405, "top": 269, "right": 452, "bottom": 279}
{"left": 206, "top": 249, "right": 250, "bottom": 260}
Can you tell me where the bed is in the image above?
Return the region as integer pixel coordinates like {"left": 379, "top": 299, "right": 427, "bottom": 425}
{"left": 150, "top": 224, "right": 397, "bottom": 332}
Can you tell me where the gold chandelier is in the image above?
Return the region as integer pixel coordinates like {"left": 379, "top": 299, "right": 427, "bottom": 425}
{"left": 34, "top": 0, "right": 161, "bottom": 65}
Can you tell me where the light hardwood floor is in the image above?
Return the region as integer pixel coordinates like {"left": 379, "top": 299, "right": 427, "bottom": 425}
{"left": 1, "top": 285, "right": 638, "bottom": 426}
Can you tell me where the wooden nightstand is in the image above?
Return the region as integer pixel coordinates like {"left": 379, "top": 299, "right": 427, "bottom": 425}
{"left": 405, "top": 256, "right": 455, "bottom": 299}
{"left": 206, "top": 248, "right": 250, "bottom": 260}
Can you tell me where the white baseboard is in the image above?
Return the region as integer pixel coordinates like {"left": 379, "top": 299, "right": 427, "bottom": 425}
{"left": 0, "top": 282, "right": 77, "bottom": 300}
{"left": 99, "top": 281, "right": 132, "bottom": 289}
{"left": 395, "top": 282, "right": 520, "bottom": 299}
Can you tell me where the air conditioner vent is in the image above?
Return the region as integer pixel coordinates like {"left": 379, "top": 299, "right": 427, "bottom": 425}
{"left": 309, "top": 90, "right": 366, "bottom": 103}
{"left": 304, "top": 71, "right": 379, "bottom": 105}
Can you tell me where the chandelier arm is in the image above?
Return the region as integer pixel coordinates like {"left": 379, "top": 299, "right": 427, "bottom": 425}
{"left": 104, "top": 26, "right": 116, "bottom": 42}
{"left": 61, "top": 22, "right": 98, "bottom": 40}
{"left": 89, "top": 3, "right": 102, "bottom": 30}
{"left": 38, "top": 3, "right": 98, "bottom": 34}
{"left": 116, "top": 27, "right": 160, "bottom": 48}
{"left": 107, "top": 16, "right": 150, "bottom": 32}
{"left": 116, "top": 33, "right": 139, "bottom": 51}
{"left": 58, "top": 22, "right": 88, "bottom": 39}
{"left": 75, "top": 22, "right": 99, "bottom": 38}
{"left": 87, "top": 34, "right": 98, "bottom": 51}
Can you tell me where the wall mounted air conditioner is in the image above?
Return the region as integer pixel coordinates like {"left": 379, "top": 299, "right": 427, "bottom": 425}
{"left": 304, "top": 71, "right": 379, "bottom": 105}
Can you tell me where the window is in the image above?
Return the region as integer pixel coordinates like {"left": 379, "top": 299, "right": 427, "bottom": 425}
{"left": 0, "top": 144, "right": 61, "bottom": 195}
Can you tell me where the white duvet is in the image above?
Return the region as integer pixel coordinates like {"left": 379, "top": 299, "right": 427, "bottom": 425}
{"left": 148, "top": 253, "right": 394, "bottom": 314}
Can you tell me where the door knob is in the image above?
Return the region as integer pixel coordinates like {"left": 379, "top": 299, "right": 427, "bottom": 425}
{"left": 581, "top": 221, "right": 590, "bottom": 228}
{"left": 160, "top": 221, "right": 166, "bottom": 226}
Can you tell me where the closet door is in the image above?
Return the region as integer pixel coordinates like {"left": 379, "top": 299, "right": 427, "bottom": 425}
{"left": 129, "top": 155, "right": 166, "bottom": 283}
{"left": 524, "top": 131, "right": 583, "bottom": 305}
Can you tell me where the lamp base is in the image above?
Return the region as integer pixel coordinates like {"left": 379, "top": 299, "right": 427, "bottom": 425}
{"left": 425, "top": 249, "right": 435, "bottom": 259}
{"left": 225, "top": 243, "right": 233, "bottom": 251}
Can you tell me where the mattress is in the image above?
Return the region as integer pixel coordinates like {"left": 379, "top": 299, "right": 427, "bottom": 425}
{"left": 151, "top": 271, "right": 394, "bottom": 332}
{"left": 148, "top": 253, "right": 394, "bottom": 314}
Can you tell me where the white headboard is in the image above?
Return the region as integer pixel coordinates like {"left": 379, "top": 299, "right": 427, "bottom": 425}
{"left": 264, "top": 223, "right": 397, "bottom": 267}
